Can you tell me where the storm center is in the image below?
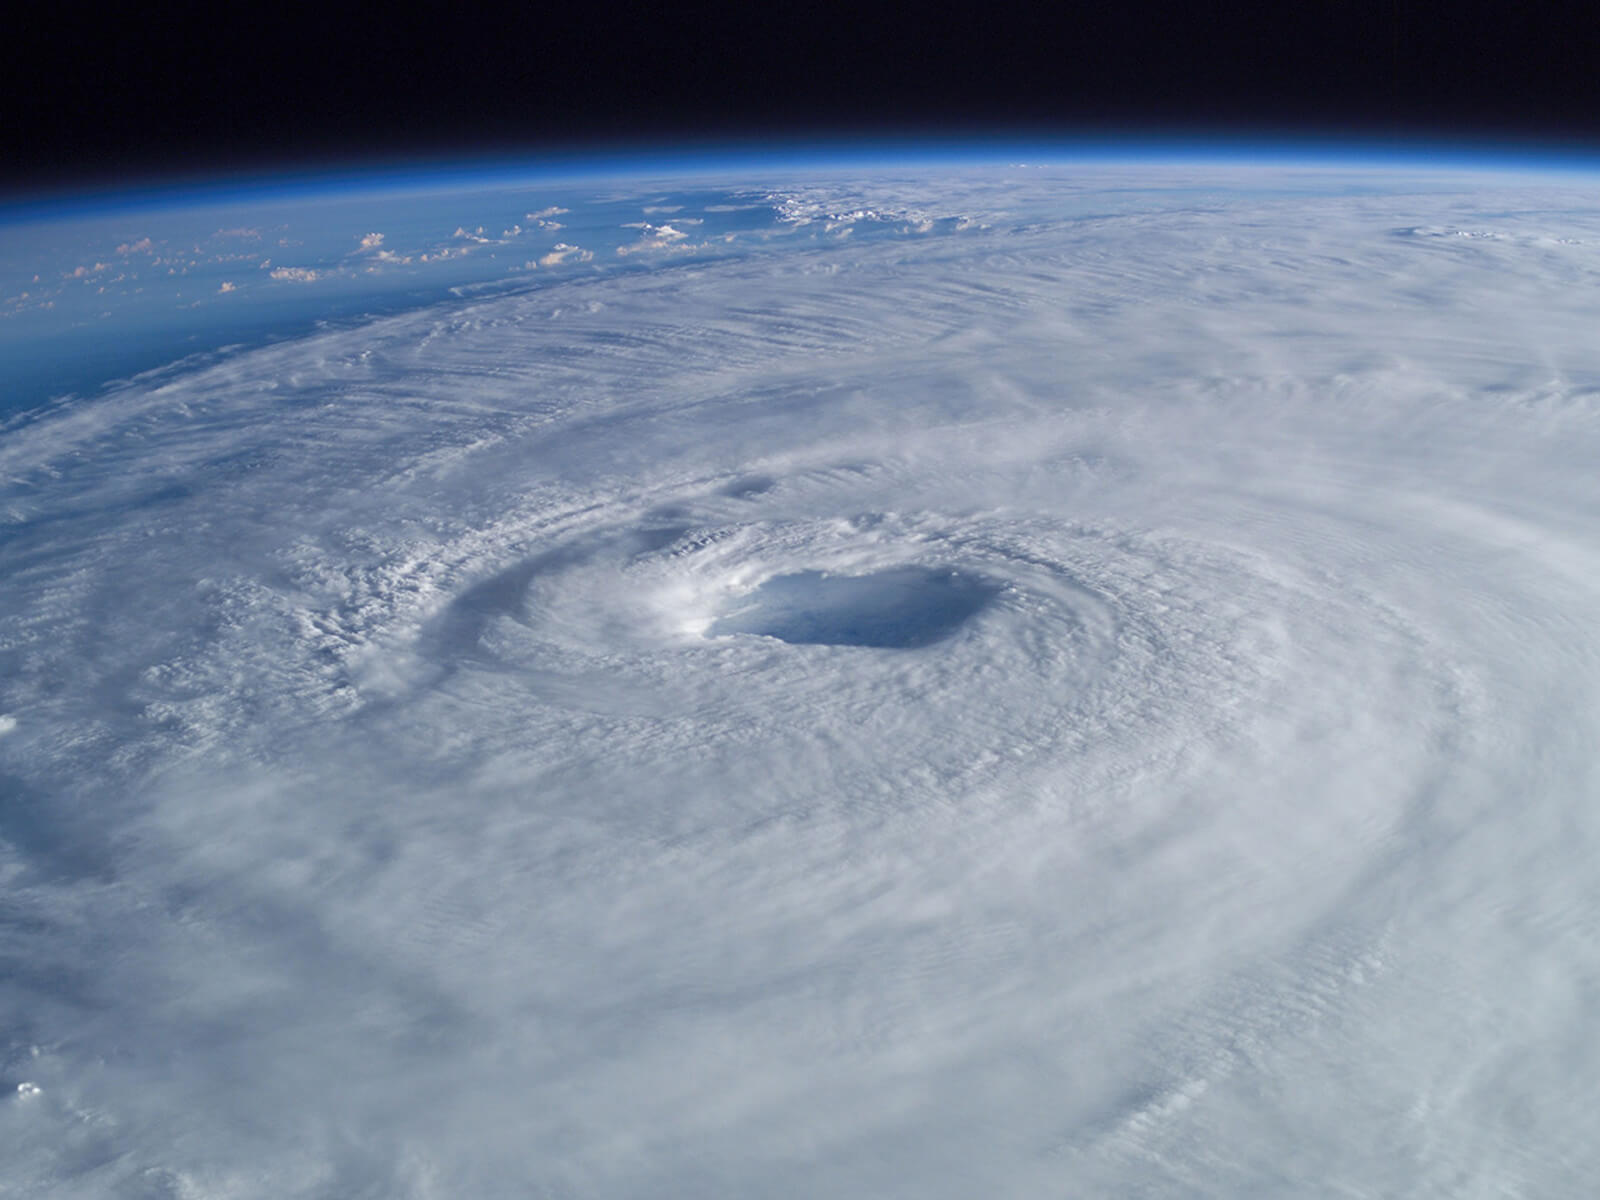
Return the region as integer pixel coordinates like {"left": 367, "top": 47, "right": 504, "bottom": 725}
{"left": 708, "top": 567, "right": 997, "bottom": 649}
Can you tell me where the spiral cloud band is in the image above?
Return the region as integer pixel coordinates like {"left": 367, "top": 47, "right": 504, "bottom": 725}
{"left": 3, "top": 164, "right": 1600, "bottom": 1194}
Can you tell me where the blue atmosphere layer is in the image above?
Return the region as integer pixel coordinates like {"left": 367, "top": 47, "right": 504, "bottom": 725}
{"left": 5, "top": 133, "right": 1600, "bottom": 221}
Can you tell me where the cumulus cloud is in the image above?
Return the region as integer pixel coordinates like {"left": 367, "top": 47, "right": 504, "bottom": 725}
{"left": 615, "top": 223, "right": 704, "bottom": 257}
{"left": 116, "top": 236, "right": 154, "bottom": 255}
{"left": 358, "top": 231, "right": 385, "bottom": 250}
{"left": 268, "top": 266, "right": 321, "bottom": 282}
{"left": 524, "top": 207, "right": 568, "bottom": 231}
{"left": 536, "top": 242, "right": 594, "bottom": 267}
{"left": 217, "top": 280, "right": 236, "bottom": 293}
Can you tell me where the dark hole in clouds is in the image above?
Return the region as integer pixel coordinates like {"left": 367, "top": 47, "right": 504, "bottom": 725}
{"left": 710, "top": 567, "right": 998, "bottom": 649}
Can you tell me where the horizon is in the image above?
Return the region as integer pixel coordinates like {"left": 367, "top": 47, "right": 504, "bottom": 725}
{"left": 8, "top": 131, "right": 1600, "bottom": 219}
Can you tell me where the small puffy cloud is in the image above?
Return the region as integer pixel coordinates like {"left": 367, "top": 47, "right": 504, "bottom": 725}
{"left": 268, "top": 266, "right": 321, "bottom": 283}
{"left": 218, "top": 281, "right": 236, "bottom": 293}
{"left": 526, "top": 208, "right": 567, "bottom": 232}
{"left": 615, "top": 224, "right": 702, "bottom": 257}
{"left": 537, "top": 244, "right": 593, "bottom": 267}
{"left": 502, "top": 224, "right": 523, "bottom": 238}
{"left": 620, "top": 222, "right": 689, "bottom": 241}
{"left": 215, "top": 227, "right": 261, "bottom": 239}
{"left": 353, "top": 233, "right": 409, "bottom": 265}
{"left": 116, "top": 237, "right": 154, "bottom": 255}
{"left": 0, "top": 714, "right": 16, "bottom": 736}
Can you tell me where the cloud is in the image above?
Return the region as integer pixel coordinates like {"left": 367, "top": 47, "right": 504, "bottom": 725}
{"left": 217, "top": 281, "right": 236, "bottom": 293}
{"left": 344, "top": 233, "right": 411, "bottom": 266}
{"left": 615, "top": 223, "right": 703, "bottom": 257}
{"left": 7, "top": 165, "right": 1600, "bottom": 1198}
{"left": 268, "top": 266, "right": 321, "bottom": 282}
{"left": 525, "top": 208, "right": 567, "bottom": 231}
{"left": 536, "top": 243, "right": 594, "bottom": 267}
{"left": 621, "top": 222, "right": 689, "bottom": 238}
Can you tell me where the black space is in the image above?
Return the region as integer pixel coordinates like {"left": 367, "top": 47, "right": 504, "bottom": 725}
{"left": 10, "top": 0, "right": 1600, "bottom": 192}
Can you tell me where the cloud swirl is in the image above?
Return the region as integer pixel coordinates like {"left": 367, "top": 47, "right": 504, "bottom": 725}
{"left": 3, "top": 164, "right": 1600, "bottom": 1195}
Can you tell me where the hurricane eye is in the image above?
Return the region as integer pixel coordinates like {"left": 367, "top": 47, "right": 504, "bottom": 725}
{"left": 708, "top": 567, "right": 998, "bottom": 648}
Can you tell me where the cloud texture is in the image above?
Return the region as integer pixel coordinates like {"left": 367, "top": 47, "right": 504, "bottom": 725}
{"left": 3, "top": 164, "right": 1600, "bottom": 1196}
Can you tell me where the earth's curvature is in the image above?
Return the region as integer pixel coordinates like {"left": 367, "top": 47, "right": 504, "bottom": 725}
{"left": 3, "top": 152, "right": 1600, "bottom": 1196}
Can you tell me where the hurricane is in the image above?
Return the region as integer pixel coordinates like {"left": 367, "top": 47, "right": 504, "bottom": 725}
{"left": 4, "top": 156, "right": 1600, "bottom": 1195}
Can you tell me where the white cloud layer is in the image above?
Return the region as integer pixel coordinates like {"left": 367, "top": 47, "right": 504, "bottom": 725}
{"left": 4, "top": 165, "right": 1600, "bottom": 1196}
